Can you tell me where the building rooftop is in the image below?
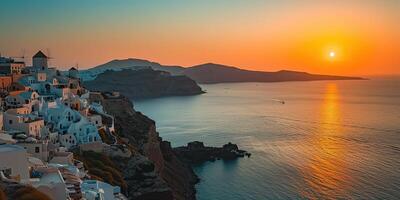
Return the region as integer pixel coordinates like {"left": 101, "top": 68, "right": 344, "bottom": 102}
{"left": 0, "top": 144, "right": 26, "bottom": 153}
{"left": 33, "top": 51, "right": 48, "bottom": 58}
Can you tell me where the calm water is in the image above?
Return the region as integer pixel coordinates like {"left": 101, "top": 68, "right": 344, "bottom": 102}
{"left": 135, "top": 79, "right": 400, "bottom": 200}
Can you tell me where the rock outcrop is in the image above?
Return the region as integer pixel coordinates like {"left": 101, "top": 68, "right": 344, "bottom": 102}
{"left": 88, "top": 93, "right": 198, "bottom": 200}
{"left": 84, "top": 69, "right": 204, "bottom": 99}
{"left": 174, "top": 141, "right": 251, "bottom": 164}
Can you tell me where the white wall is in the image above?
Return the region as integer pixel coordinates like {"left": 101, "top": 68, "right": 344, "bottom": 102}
{"left": 0, "top": 145, "right": 29, "bottom": 181}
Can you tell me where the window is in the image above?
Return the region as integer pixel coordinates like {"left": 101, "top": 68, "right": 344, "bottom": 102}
{"left": 9, "top": 120, "right": 12, "bottom": 124}
{"left": 35, "top": 147, "right": 40, "bottom": 153}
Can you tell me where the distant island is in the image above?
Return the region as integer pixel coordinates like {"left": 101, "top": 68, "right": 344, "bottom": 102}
{"left": 80, "top": 58, "right": 365, "bottom": 84}
{"left": 183, "top": 63, "right": 365, "bottom": 84}
{"left": 83, "top": 69, "right": 204, "bottom": 99}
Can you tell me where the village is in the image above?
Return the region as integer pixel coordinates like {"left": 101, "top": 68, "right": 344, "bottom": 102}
{"left": 0, "top": 51, "right": 129, "bottom": 200}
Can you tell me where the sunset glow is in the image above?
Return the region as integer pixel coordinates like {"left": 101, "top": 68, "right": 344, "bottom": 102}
{"left": 0, "top": 0, "right": 399, "bottom": 75}
{"left": 329, "top": 51, "right": 336, "bottom": 59}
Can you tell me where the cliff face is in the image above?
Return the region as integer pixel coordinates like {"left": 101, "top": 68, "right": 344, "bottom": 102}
{"left": 91, "top": 93, "right": 197, "bottom": 200}
{"left": 84, "top": 69, "right": 204, "bottom": 99}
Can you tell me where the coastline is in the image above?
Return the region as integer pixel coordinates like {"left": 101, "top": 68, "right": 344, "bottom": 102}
{"left": 88, "top": 92, "right": 198, "bottom": 199}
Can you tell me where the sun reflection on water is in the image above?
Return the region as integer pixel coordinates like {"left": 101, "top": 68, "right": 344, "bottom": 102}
{"left": 300, "top": 83, "right": 353, "bottom": 199}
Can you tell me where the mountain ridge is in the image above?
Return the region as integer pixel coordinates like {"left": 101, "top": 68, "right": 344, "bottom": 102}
{"left": 82, "top": 58, "right": 365, "bottom": 83}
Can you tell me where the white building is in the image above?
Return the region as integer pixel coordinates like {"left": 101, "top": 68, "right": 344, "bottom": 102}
{"left": 0, "top": 144, "right": 30, "bottom": 182}
{"left": 49, "top": 151, "right": 74, "bottom": 165}
{"left": 17, "top": 139, "right": 50, "bottom": 162}
{"left": 59, "top": 133, "right": 77, "bottom": 149}
{"left": 32, "top": 167, "right": 69, "bottom": 200}
{"left": 0, "top": 133, "right": 16, "bottom": 144}
{"left": 88, "top": 114, "right": 102, "bottom": 128}
{"left": 41, "top": 100, "right": 81, "bottom": 133}
{"left": 3, "top": 111, "right": 44, "bottom": 138}
{"left": 5, "top": 91, "right": 39, "bottom": 109}
{"left": 67, "top": 117, "right": 101, "bottom": 145}
{"left": 82, "top": 179, "right": 121, "bottom": 200}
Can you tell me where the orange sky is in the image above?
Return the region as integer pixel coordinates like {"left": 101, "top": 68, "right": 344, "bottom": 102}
{"left": 0, "top": 0, "right": 399, "bottom": 75}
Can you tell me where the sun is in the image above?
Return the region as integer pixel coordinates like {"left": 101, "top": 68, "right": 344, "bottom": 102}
{"left": 329, "top": 51, "right": 336, "bottom": 58}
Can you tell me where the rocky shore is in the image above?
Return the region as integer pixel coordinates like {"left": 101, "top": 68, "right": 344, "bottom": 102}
{"left": 174, "top": 141, "right": 251, "bottom": 165}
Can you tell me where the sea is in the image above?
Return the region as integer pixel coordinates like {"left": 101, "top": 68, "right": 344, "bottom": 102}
{"left": 134, "top": 78, "right": 400, "bottom": 200}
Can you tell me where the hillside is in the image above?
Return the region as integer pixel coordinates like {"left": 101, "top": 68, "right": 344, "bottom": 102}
{"left": 83, "top": 69, "right": 204, "bottom": 99}
{"left": 82, "top": 59, "right": 364, "bottom": 84}
{"left": 183, "top": 63, "right": 365, "bottom": 84}
{"left": 80, "top": 58, "right": 184, "bottom": 81}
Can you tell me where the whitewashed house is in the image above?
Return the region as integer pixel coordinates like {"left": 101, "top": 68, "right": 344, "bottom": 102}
{"left": 5, "top": 91, "right": 39, "bottom": 109}
{"left": 59, "top": 133, "right": 77, "bottom": 149}
{"left": 17, "top": 139, "right": 50, "bottom": 162}
{"left": 67, "top": 117, "right": 101, "bottom": 145}
{"left": 87, "top": 114, "right": 102, "bottom": 128}
{"left": 42, "top": 100, "right": 81, "bottom": 134}
{"left": 82, "top": 179, "right": 121, "bottom": 200}
{"left": 40, "top": 99, "right": 101, "bottom": 148}
{"left": 0, "top": 144, "right": 30, "bottom": 182}
{"left": 32, "top": 167, "right": 69, "bottom": 200}
{"left": 3, "top": 110, "right": 45, "bottom": 138}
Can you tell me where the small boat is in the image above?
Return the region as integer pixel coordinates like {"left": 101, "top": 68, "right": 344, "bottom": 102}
{"left": 272, "top": 99, "right": 285, "bottom": 104}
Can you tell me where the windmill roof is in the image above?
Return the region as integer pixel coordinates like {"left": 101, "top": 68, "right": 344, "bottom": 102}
{"left": 33, "top": 51, "right": 48, "bottom": 58}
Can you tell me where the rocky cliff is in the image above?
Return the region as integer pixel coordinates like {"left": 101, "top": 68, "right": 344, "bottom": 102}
{"left": 84, "top": 69, "right": 204, "bottom": 99}
{"left": 88, "top": 93, "right": 198, "bottom": 200}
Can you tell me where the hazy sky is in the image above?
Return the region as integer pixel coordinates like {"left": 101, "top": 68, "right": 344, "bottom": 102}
{"left": 1, "top": 0, "right": 399, "bottom": 75}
